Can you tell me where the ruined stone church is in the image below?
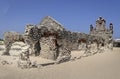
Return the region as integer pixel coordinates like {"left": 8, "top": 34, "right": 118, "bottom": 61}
{"left": 3, "top": 16, "right": 114, "bottom": 61}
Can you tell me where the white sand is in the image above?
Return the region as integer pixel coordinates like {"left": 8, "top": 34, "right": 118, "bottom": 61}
{"left": 0, "top": 47, "right": 120, "bottom": 79}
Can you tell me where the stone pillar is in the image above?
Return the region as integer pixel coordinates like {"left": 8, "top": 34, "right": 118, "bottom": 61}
{"left": 40, "top": 36, "right": 57, "bottom": 60}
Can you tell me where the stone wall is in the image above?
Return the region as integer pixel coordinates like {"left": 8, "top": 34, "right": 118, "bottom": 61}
{"left": 90, "top": 17, "right": 113, "bottom": 45}
{"left": 40, "top": 36, "right": 58, "bottom": 60}
{"left": 25, "top": 16, "right": 103, "bottom": 60}
{"left": 56, "top": 31, "right": 88, "bottom": 50}
{"left": 3, "top": 16, "right": 111, "bottom": 61}
{"left": 37, "top": 16, "right": 91, "bottom": 60}
{"left": 3, "top": 31, "right": 25, "bottom": 55}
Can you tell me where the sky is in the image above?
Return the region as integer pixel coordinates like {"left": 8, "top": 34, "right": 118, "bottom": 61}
{"left": 0, "top": 0, "right": 120, "bottom": 39}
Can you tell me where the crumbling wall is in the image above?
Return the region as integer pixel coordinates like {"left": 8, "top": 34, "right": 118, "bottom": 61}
{"left": 3, "top": 16, "right": 109, "bottom": 61}
{"left": 40, "top": 36, "right": 58, "bottom": 60}
{"left": 90, "top": 17, "right": 113, "bottom": 46}
{"left": 24, "top": 25, "right": 41, "bottom": 56}
{"left": 3, "top": 32, "right": 25, "bottom": 55}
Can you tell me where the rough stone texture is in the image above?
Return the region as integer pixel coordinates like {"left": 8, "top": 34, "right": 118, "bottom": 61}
{"left": 3, "top": 16, "right": 113, "bottom": 61}
{"left": 3, "top": 32, "right": 25, "bottom": 55}
{"left": 24, "top": 25, "right": 41, "bottom": 56}
{"left": 37, "top": 16, "right": 90, "bottom": 60}
{"left": 3, "top": 25, "right": 41, "bottom": 56}
{"left": 25, "top": 16, "right": 107, "bottom": 60}
{"left": 90, "top": 17, "right": 113, "bottom": 46}
{"left": 36, "top": 16, "right": 75, "bottom": 59}
{"left": 17, "top": 49, "right": 31, "bottom": 69}
{"left": 55, "top": 45, "right": 71, "bottom": 64}
{"left": 40, "top": 36, "right": 58, "bottom": 60}
{"left": 38, "top": 16, "right": 65, "bottom": 32}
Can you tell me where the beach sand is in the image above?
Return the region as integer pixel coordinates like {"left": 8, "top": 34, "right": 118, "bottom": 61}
{"left": 0, "top": 47, "right": 120, "bottom": 79}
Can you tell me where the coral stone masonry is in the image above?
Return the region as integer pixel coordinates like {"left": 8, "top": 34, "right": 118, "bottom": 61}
{"left": 3, "top": 16, "right": 114, "bottom": 60}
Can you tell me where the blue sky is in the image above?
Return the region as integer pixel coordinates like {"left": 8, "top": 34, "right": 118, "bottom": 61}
{"left": 0, "top": 0, "right": 120, "bottom": 39}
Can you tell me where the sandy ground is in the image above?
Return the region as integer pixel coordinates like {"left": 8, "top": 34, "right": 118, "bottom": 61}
{"left": 0, "top": 47, "right": 120, "bottom": 79}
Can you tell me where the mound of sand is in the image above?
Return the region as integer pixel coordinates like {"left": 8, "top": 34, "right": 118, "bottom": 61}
{"left": 0, "top": 47, "right": 120, "bottom": 79}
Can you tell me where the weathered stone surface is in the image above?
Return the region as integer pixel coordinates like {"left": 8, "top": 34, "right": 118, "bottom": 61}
{"left": 38, "top": 16, "right": 86, "bottom": 59}
{"left": 39, "top": 16, "right": 65, "bottom": 32}
{"left": 40, "top": 36, "right": 57, "bottom": 60}
{"left": 26, "top": 16, "right": 108, "bottom": 60}
{"left": 17, "top": 49, "right": 31, "bottom": 69}
{"left": 24, "top": 25, "right": 41, "bottom": 56}
{"left": 3, "top": 16, "right": 113, "bottom": 62}
{"left": 90, "top": 17, "right": 113, "bottom": 46}
{"left": 55, "top": 45, "right": 71, "bottom": 64}
{"left": 3, "top": 32, "right": 25, "bottom": 55}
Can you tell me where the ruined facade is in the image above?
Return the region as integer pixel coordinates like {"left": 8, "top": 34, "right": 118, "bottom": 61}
{"left": 3, "top": 16, "right": 113, "bottom": 61}
{"left": 38, "top": 16, "right": 91, "bottom": 59}
{"left": 90, "top": 17, "right": 113, "bottom": 45}
{"left": 23, "top": 16, "right": 89, "bottom": 60}
{"left": 39, "top": 16, "right": 89, "bottom": 50}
